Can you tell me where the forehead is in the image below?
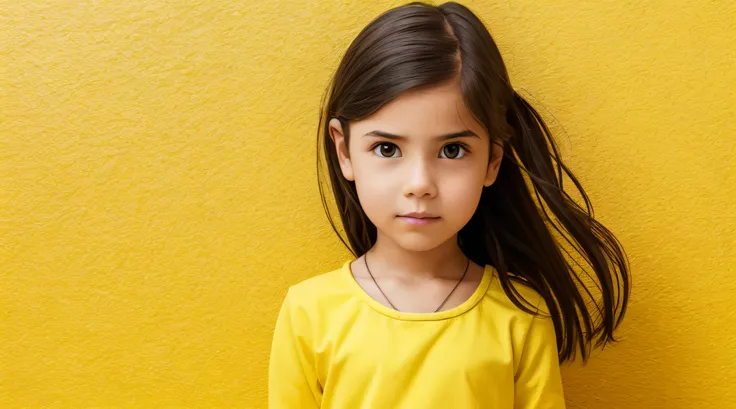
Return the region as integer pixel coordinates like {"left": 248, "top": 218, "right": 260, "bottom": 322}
{"left": 351, "top": 80, "right": 487, "bottom": 139}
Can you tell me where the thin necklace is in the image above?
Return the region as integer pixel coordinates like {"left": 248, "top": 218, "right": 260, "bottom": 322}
{"left": 363, "top": 252, "right": 471, "bottom": 313}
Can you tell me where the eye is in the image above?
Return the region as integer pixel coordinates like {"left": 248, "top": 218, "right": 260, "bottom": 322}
{"left": 440, "top": 143, "right": 467, "bottom": 159}
{"left": 373, "top": 143, "right": 401, "bottom": 158}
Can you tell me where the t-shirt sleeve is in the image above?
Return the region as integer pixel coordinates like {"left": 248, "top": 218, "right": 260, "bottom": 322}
{"left": 513, "top": 299, "right": 566, "bottom": 409}
{"left": 268, "top": 289, "right": 322, "bottom": 409}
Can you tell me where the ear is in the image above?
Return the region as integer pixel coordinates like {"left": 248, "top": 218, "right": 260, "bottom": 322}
{"left": 328, "top": 118, "right": 355, "bottom": 181}
{"left": 483, "top": 140, "right": 504, "bottom": 187}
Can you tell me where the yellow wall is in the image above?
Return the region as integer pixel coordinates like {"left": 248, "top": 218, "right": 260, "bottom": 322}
{"left": 2, "top": 1, "right": 734, "bottom": 407}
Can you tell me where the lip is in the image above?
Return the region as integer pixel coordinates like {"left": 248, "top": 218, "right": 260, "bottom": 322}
{"left": 397, "top": 212, "right": 441, "bottom": 225}
{"left": 400, "top": 212, "right": 438, "bottom": 219}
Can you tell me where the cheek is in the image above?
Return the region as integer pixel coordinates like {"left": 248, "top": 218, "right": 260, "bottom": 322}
{"left": 439, "top": 173, "right": 484, "bottom": 219}
{"left": 352, "top": 167, "right": 397, "bottom": 220}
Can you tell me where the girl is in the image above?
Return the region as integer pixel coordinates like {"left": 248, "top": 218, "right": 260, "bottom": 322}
{"left": 269, "top": 2, "right": 630, "bottom": 408}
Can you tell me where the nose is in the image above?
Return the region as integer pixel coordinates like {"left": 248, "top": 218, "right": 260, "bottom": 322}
{"left": 403, "top": 157, "right": 438, "bottom": 199}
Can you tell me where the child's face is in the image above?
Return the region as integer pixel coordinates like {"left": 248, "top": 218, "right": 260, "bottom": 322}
{"left": 329, "top": 79, "right": 503, "bottom": 252}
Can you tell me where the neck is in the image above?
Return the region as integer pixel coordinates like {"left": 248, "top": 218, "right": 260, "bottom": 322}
{"left": 365, "top": 232, "right": 467, "bottom": 279}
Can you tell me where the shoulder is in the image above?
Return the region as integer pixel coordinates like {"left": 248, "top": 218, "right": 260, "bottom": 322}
{"left": 282, "top": 261, "right": 353, "bottom": 315}
{"left": 484, "top": 270, "right": 556, "bottom": 336}
{"left": 276, "top": 261, "right": 359, "bottom": 342}
{"left": 485, "top": 270, "right": 550, "bottom": 317}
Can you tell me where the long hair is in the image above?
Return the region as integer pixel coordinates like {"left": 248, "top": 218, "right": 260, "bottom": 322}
{"left": 316, "top": 1, "right": 630, "bottom": 363}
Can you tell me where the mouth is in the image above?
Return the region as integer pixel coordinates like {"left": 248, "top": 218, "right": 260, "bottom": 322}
{"left": 397, "top": 212, "right": 441, "bottom": 225}
{"left": 400, "top": 212, "right": 439, "bottom": 219}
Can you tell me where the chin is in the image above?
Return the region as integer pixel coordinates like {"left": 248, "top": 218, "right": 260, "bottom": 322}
{"left": 390, "top": 232, "right": 452, "bottom": 253}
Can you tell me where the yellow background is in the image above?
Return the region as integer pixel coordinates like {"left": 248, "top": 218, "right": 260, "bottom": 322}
{"left": 2, "top": 1, "right": 734, "bottom": 408}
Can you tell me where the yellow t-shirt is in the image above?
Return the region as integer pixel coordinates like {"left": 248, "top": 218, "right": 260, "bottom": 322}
{"left": 268, "top": 260, "right": 566, "bottom": 409}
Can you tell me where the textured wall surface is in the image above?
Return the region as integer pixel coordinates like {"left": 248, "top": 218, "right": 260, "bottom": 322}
{"left": 2, "top": 0, "right": 734, "bottom": 408}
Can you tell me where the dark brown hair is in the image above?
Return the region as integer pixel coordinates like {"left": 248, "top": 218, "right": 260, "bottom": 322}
{"left": 316, "top": 1, "right": 630, "bottom": 363}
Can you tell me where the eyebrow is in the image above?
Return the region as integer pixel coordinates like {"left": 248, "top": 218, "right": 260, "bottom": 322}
{"left": 363, "top": 129, "right": 478, "bottom": 141}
